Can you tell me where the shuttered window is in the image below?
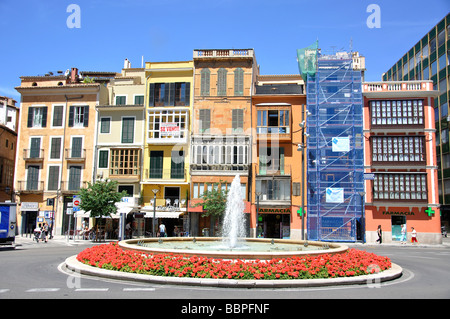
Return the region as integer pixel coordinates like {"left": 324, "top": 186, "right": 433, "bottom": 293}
{"left": 234, "top": 68, "right": 244, "bottom": 96}
{"left": 201, "top": 69, "right": 210, "bottom": 96}
{"left": 121, "top": 117, "right": 134, "bottom": 143}
{"left": 47, "top": 166, "right": 60, "bottom": 191}
{"left": 199, "top": 109, "right": 210, "bottom": 133}
{"left": 50, "top": 137, "right": 62, "bottom": 159}
{"left": 217, "top": 68, "right": 227, "bottom": 96}
{"left": 232, "top": 109, "right": 244, "bottom": 132}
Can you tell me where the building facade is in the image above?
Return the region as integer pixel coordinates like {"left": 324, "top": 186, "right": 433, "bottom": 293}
{"left": 382, "top": 13, "right": 450, "bottom": 229}
{"left": 14, "top": 68, "right": 112, "bottom": 236}
{"left": 142, "top": 61, "right": 193, "bottom": 237}
{"left": 251, "top": 74, "right": 306, "bottom": 239}
{"left": 94, "top": 64, "right": 146, "bottom": 237}
{"left": 0, "top": 96, "right": 19, "bottom": 202}
{"left": 362, "top": 80, "right": 441, "bottom": 244}
{"left": 188, "top": 49, "right": 258, "bottom": 237}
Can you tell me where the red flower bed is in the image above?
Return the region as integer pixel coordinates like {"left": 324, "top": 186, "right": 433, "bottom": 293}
{"left": 76, "top": 242, "right": 391, "bottom": 280}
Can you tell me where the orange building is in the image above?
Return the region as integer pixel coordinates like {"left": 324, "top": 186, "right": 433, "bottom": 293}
{"left": 251, "top": 75, "right": 307, "bottom": 239}
{"left": 188, "top": 49, "right": 258, "bottom": 236}
{"left": 362, "top": 80, "right": 441, "bottom": 244}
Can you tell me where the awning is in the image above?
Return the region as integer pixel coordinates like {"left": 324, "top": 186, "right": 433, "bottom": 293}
{"left": 144, "top": 211, "right": 182, "bottom": 219}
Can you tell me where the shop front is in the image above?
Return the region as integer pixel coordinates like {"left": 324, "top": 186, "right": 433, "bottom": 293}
{"left": 257, "top": 207, "right": 291, "bottom": 239}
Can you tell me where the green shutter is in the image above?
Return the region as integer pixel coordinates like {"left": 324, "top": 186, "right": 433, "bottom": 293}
{"left": 234, "top": 68, "right": 244, "bottom": 96}
{"left": 122, "top": 117, "right": 134, "bottom": 143}
{"left": 201, "top": 69, "right": 210, "bottom": 96}
{"left": 149, "top": 151, "right": 163, "bottom": 178}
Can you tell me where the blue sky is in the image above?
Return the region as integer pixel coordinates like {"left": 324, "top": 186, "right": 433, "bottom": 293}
{"left": 0, "top": 0, "right": 448, "bottom": 101}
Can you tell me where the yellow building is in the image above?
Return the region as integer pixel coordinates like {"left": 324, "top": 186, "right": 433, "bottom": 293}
{"left": 14, "top": 68, "right": 114, "bottom": 236}
{"left": 142, "top": 61, "right": 193, "bottom": 236}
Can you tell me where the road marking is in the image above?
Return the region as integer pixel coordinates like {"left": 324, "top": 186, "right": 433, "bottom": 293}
{"left": 75, "top": 288, "right": 109, "bottom": 292}
{"left": 26, "top": 288, "right": 60, "bottom": 292}
{"left": 0, "top": 289, "right": 10, "bottom": 294}
{"left": 123, "top": 288, "right": 156, "bottom": 292}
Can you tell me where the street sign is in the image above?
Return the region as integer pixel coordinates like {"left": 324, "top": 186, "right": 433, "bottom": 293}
{"left": 72, "top": 195, "right": 81, "bottom": 212}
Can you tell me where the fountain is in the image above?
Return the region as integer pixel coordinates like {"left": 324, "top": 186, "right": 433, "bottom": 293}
{"left": 119, "top": 175, "right": 348, "bottom": 259}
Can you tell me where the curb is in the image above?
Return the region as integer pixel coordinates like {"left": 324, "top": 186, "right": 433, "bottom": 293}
{"left": 64, "top": 255, "right": 403, "bottom": 288}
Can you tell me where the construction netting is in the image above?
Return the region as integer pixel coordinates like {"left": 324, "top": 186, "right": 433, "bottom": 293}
{"left": 297, "top": 41, "right": 318, "bottom": 80}
{"left": 305, "top": 52, "right": 364, "bottom": 242}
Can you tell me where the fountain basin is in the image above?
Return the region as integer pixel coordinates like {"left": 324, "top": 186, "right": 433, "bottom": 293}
{"left": 118, "top": 237, "right": 348, "bottom": 260}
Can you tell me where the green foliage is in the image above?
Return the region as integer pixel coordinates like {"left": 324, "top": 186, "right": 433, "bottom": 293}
{"left": 194, "top": 183, "right": 228, "bottom": 218}
{"left": 78, "top": 180, "right": 127, "bottom": 218}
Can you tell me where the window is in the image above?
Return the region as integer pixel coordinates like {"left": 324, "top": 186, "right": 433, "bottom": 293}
{"left": 255, "top": 179, "right": 290, "bottom": 201}
{"left": 201, "top": 69, "right": 210, "bottom": 96}
{"left": 47, "top": 166, "right": 60, "bottom": 191}
{"left": 68, "top": 166, "right": 82, "bottom": 191}
{"left": 441, "top": 103, "right": 449, "bottom": 119}
{"left": 423, "top": 66, "right": 430, "bottom": 80}
{"left": 439, "top": 78, "right": 447, "bottom": 94}
{"left": 259, "top": 147, "right": 285, "bottom": 174}
{"left": 50, "top": 137, "right": 62, "bottom": 160}
{"left": 199, "top": 109, "right": 210, "bottom": 133}
{"left": 372, "top": 136, "right": 425, "bottom": 163}
{"left": 68, "top": 105, "right": 89, "bottom": 127}
{"left": 121, "top": 117, "right": 134, "bottom": 143}
{"left": 439, "top": 53, "right": 447, "bottom": 71}
{"left": 171, "top": 150, "right": 184, "bottom": 179}
{"left": 27, "top": 106, "right": 47, "bottom": 128}
{"left": 370, "top": 100, "right": 424, "bottom": 126}
{"left": 257, "top": 109, "right": 290, "bottom": 133}
{"left": 110, "top": 149, "right": 140, "bottom": 176}
{"left": 430, "top": 37, "right": 436, "bottom": 54}
{"left": 431, "top": 59, "right": 437, "bottom": 76}
{"left": 52, "top": 105, "right": 63, "bottom": 127}
{"left": 147, "top": 110, "right": 187, "bottom": 140}
{"left": 29, "top": 137, "right": 41, "bottom": 158}
{"left": 422, "top": 44, "right": 429, "bottom": 59}
{"left": 118, "top": 185, "right": 134, "bottom": 196}
{"left": 232, "top": 109, "right": 244, "bottom": 132}
{"left": 26, "top": 165, "right": 40, "bottom": 190}
{"left": 148, "top": 83, "right": 190, "bottom": 106}
{"left": 98, "top": 150, "right": 109, "bottom": 168}
{"left": 115, "top": 96, "right": 127, "bottom": 105}
{"left": 71, "top": 137, "right": 83, "bottom": 158}
{"left": 100, "top": 117, "right": 110, "bottom": 134}
{"left": 437, "top": 29, "right": 446, "bottom": 47}
{"left": 234, "top": 68, "right": 244, "bottom": 96}
{"left": 217, "top": 68, "right": 227, "bottom": 96}
{"left": 134, "top": 95, "right": 144, "bottom": 105}
{"left": 149, "top": 150, "right": 163, "bottom": 178}
{"left": 373, "top": 173, "right": 427, "bottom": 201}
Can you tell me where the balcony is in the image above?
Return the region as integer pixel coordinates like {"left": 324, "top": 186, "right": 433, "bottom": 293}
{"left": 60, "top": 181, "right": 88, "bottom": 193}
{"left": 193, "top": 49, "right": 254, "bottom": 59}
{"left": 256, "top": 164, "right": 291, "bottom": 176}
{"left": 144, "top": 168, "right": 187, "bottom": 181}
{"left": 362, "top": 80, "right": 439, "bottom": 98}
{"left": 17, "top": 181, "right": 44, "bottom": 193}
{"left": 65, "top": 148, "right": 86, "bottom": 162}
{"left": 23, "top": 149, "right": 44, "bottom": 162}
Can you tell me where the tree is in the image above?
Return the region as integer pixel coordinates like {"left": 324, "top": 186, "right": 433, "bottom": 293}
{"left": 78, "top": 180, "right": 127, "bottom": 220}
{"left": 194, "top": 183, "right": 228, "bottom": 218}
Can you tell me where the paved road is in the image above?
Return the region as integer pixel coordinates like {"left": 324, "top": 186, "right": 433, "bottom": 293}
{"left": 1, "top": 236, "right": 449, "bottom": 306}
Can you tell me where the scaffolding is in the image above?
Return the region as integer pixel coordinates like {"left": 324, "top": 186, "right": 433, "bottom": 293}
{"left": 304, "top": 50, "right": 364, "bottom": 242}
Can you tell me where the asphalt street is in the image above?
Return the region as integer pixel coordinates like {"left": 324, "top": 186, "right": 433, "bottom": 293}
{"left": 1, "top": 235, "right": 449, "bottom": 304}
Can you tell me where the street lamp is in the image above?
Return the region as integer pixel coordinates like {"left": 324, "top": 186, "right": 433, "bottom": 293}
{"left": 152, "top": 189, "right": 159, "bottom": 237}
{"left": 255, "top": 192, "right": 261, "bottom": 238}
{"left": 297, "top": 108, "right": 311, "bottom": 241}
{"left": 359, "top": 191, "right": 366, "bottom": 243}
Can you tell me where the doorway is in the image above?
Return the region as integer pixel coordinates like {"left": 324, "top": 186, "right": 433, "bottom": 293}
{"left": 164, "top": 187, "right": 180, "bottom": 207}
{"left": 391, "top": 215, "right": 406, "bottom": 241}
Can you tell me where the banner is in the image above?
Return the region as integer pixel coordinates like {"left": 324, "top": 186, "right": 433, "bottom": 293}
{"left": 326, "top": 188, "right": 344, "bottom": 203}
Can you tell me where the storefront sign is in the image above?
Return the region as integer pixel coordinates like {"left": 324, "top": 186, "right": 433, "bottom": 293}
{"left": 382, "top": 211, "right": 415, "bottom": 216}
{"left": 257, "top": 208, "right": 291, "bottom": 214}
{"left": 21, "top": 202, "right": 39, "bottom": 211}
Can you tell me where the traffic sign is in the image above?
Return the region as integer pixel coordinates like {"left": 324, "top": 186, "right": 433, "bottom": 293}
{"left": 72, "top": 195, "right": 81, "bottom": 212}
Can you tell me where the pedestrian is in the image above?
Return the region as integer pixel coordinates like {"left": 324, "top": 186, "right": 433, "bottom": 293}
{"left": 411, "top": 227, "right": 418, "bottom": 244}
{"left": 376, "top": 225, "right": 382, "bottom": 244}
{"left": 43, "top": 222, "right": 49, "bottom": 243}
{"left": 401, "top": 224, "right": 407, "bottom": 244}
{"left": 159, "top": 223, "right": 166, "bottom": 237}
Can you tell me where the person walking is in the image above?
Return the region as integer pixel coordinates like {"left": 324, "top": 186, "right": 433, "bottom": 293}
{"left": 376, "top": 225, "right": 382, "bottom": 244}
{"left": 159, "top": 223, "right": 166, "bottom": 237}
{"left": 401, "top": 224, "right": 407, "bottom": 244}
{"left": 411, "top": 227, "right": 418, "bottom": 244}
{"left": 43, "top": 222, "right": 49, "bottom": 243}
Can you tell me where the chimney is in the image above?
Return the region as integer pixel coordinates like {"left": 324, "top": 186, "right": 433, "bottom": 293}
{"left": 70, "top": 68, "right": 79, "bottom": 83}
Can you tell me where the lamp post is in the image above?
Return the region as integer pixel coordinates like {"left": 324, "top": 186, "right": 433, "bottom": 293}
{"left": 297, "top": 109, "right": 311, "bottom": 241}
{"left": 255, "top": 192, "right": 261, "bottom": 238}
{"left": 152, "top": 189, "right": 159, "bottom": 237}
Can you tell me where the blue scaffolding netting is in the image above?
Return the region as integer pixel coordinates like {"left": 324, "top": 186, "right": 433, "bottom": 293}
{"left": 303, "top": 50, "right": 364, "bottom": 242}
